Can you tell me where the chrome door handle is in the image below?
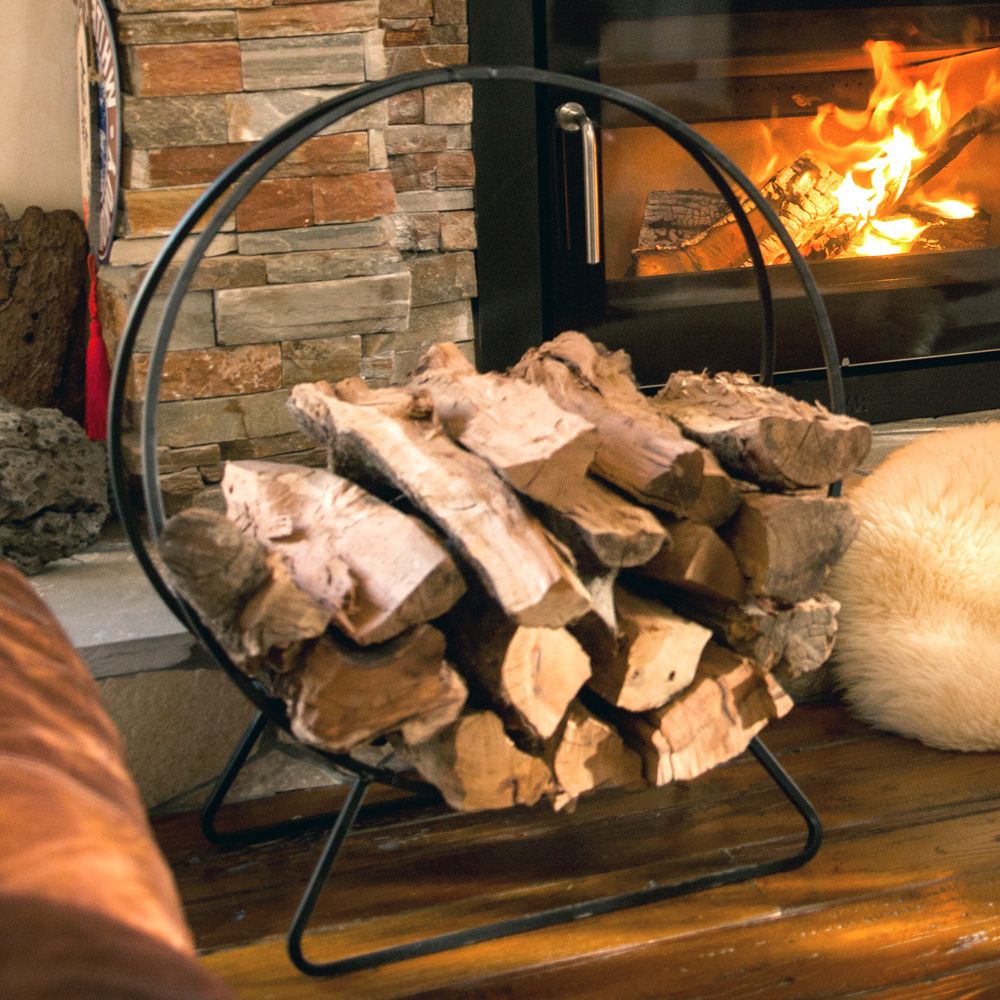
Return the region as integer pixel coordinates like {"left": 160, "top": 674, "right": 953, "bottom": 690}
{"left": 555, "top": 102, "right": 601, "bottom": 265}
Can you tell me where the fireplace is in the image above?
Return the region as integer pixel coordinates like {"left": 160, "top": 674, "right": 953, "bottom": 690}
{"left": 470, "top": 0, "right": 1000, "bottom": 422}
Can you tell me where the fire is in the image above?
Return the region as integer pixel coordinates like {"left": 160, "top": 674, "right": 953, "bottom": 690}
{"left": 809, "top": 40, "right": 978, "bottom": 255}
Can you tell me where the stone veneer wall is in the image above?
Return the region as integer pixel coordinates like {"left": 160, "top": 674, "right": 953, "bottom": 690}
{"left": 99, "top": 0, "right": 474, "bottom": 512}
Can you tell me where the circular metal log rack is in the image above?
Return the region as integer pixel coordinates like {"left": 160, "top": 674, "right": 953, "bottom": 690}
{"left": 108, "top": 66, "right": 840, "bottom": 978}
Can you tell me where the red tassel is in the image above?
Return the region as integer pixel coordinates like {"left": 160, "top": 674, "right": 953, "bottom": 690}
{"left": 84, "top": 254, "right": 111, "bottom": 441}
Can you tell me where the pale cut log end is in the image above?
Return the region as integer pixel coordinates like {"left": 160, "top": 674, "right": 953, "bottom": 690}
{"left": 550, "top": 702, "right": 646, "bottom": 811}
{"left": 684, "top": 450, "right": 741, "bottom": 528}
{"left": 237, "top": 553, "right": 330, "bottom": 659}
{"left": 753, "top": 415, "right": 873, "bottom": 490}
{"left": 509, "top": 552, "right": 593, "bottom": 629}
{"left": 402, "top": 711, "right": 556, "bottom": 812}
{"left": 634, "top": 519, "right": 746, "bottom": 605}
{"left": 502, "top": 627, "right": 592, "bottom": 742}
{"left": 585, "top": 586, "right": 711, "bottom": 714}
{"left": 283, "top": 625, "right": 464, "bottom": 753}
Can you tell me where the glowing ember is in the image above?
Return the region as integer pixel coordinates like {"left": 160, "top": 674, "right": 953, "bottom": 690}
{"left": 809, "top": 40, "right": 979, "bottom": 255}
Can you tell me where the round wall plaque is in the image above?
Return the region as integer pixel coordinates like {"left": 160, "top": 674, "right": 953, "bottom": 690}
{"left": 76, "top": 0, "right": 121, "bottom": 264}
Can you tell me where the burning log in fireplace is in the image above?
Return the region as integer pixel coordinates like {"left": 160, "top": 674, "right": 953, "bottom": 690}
{"left": 633, "top": 42, "right": 1000, "bottom": 278}
{"left": 158, "top": 334, "right": 869, "bottom": 812}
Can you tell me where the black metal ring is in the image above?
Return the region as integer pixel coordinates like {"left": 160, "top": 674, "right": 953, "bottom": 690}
{"left": 108, "top": 65, "right": 846, "bottom": 775}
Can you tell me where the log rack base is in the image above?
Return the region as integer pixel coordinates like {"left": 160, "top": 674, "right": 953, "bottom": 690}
{"left": 200, "top": 710, "right": 823, "bottom": 979}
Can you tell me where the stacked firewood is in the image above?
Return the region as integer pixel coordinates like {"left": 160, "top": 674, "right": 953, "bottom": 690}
{"left": 159, "top": 332, "right": 870, "bottom": 813}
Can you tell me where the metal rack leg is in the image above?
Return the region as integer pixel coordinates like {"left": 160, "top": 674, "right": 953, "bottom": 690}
{"left": 200, "top": 711, "right": 347, "bottom": 846}
{"left": 284, "top": 734, "right": 823, "bottom": 978}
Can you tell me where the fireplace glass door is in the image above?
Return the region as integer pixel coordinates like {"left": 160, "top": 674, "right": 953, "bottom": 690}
{"left": 471, "top": 0, "right": 1000, "bottom": 420}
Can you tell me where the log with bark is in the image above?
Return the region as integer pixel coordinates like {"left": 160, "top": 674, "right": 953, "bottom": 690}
{"left": 654, "top": 370, "right": 871, "bottom": 490}
{"left": 222, "top": 460, "right": 465, "bottom": 646}
{"left": 721, "top": 491, "right": 858, "bottom": 605}
{"left": 632, "top": 155, "right": 849, "bottom": 276}
{"left": 154, "top": 334, "right": 868, "bottom": 814}
{"left": 278, "top": 624, "right": 468, "bottom": 753}
{"left": 578, "top": 584, "right": 712, "bottom": 713}
{"left": 408, "top": 342, "right": 599, "bottom": 505}
{"left": 288, "top": 378, "right": 592, "bottom": 628}
{"left": 659, "top": 590, "right": 841, "bottom": 685}
{"left": 157, "top": 507, "right": 328, "bottom": 670}
{"left": 613, "top": 643, "right": 794, "bottom": 785}
{"left": 510, "top": 332, "right": 705, "bottom": 515}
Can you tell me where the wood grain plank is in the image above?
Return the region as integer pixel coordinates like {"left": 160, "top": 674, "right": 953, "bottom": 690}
{"left": 170, "top": 726, "right": 1000, "bottom": 953}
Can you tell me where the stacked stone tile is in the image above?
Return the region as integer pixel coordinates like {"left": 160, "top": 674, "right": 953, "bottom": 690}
{"left": 100, "top": 0, "right": 475, "bottom": 512}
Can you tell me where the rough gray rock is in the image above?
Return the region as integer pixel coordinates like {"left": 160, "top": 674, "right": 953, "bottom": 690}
{"left": 0, "top": 402, "right": 109, "bottom": 574}
{"left": 0, "top": 203, "right": 87, "bottom": 411}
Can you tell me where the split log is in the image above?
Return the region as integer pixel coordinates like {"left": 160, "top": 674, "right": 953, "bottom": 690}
{"left": 289, "top": 378, "right": 592, "bottom": 628}
{"left": 398, "top": 710, "right": 556, "bottom": 812}
{"left": 663, "top": 591, "right": 841, "bottom": 680}
{"left": 239, "top": 553, "right": 332, "bottom": 664}
{"left": 616, "top": 643, "right": 794, "bottom": 785}
{"left": 511, "top": 332, "right": 705, "bottom": 515}
{"left": 631, "top": 518, "right": 746, "bottom": 604}
{"left": 684, "top": 450, "right": 741, "bottom": 528}
{"left": 632, "top": 156, "right": 849, "bottom": 276}
{"left": 636, "top": 189, "right": 729, "bottom": 251}
{"left": 446, "top": 598, "right": 592, "bottom": 748}
{"left": 654, "top": 370, "right": 871, "bottom": 490}
{"left": 222, "top": 460, "right": 465, "bottom": 646}
{"left": 545, "top": 701, "right": 646, "bottom": 811}
{"left": 583, "top": 585, "right": 712, "bottom": 713}
{"left": 722, "top": 492, "right": 858, "bottom": 605}
{"left": 278, "top": 624, "right": 467, "bottom": 753}
{"left": 533, "top": 474, "right": 668, "bottom": 570}
{"left": 157, "top": 508, "right": 328, "bottom": 667}
{"left": 407, "top": 342, "right": 599, "bottom": 505}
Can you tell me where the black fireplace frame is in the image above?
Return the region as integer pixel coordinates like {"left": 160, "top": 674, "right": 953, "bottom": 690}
{"left": 469, "top": 0, "right": 1000, "bottom": 422}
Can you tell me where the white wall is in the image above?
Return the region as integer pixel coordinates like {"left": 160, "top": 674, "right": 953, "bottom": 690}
{"left": 0, "top": 0, "right": 82, "bottom": 217}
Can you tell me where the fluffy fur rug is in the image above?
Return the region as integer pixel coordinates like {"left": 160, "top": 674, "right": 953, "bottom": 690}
{"left": 827, "top": 421, "right": 1000, "bottom": 751}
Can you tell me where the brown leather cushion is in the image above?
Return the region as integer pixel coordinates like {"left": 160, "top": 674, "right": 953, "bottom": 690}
{"left": 0, "top": 561, "right": 235, "bottom": 999}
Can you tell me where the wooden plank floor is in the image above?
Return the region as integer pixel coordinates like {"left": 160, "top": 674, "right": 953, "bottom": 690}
{"left": 154, "top": 699, "right": 1000, "bottom": 999}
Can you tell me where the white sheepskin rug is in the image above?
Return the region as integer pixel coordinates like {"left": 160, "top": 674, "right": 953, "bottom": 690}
{"left": 827, "top": 421, "right": 1000, "bottom": 751}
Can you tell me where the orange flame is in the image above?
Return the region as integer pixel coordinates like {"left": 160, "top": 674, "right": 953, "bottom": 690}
{"left": 809, "top": 40, "right": 978, "bottom": 255}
